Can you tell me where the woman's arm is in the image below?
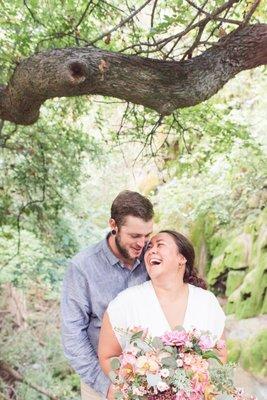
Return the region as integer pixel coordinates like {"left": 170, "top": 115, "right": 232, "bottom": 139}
{"left": 217, "top": 330, "right": 227, "bottom": 364}
{"left": 98, "top": 311, "right": 122, "bottom": 375}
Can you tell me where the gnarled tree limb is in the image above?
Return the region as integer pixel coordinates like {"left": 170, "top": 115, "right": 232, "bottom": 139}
{"left": 0, "top": 23, "right": 266, "bottom": 125}
{"left": 0, "top": 361, "right": 59, "bottom": 400}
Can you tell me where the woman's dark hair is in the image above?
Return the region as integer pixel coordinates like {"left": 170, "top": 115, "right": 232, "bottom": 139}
{"left": 111, "top": 190, "right": 154, "bottom": 227}
{"left": 159, "top": 230, "right": 207, "bottom": 290}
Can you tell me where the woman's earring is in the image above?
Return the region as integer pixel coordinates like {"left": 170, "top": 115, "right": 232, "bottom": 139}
{"left": 111, "top": 229, "right": 116, "bottom": 235}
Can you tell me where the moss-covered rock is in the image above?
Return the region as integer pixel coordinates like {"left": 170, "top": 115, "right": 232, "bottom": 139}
{"left": 207, "top": 253, "right": 226, "bottom": 286}
{"left": 226, "top": 287, "right": 242, "bottom": 315}
{"left": 229, "top": 256, "right": 267, "bottom": 319}
{"left": 226, "top": 339, "right": 242, "bottom": 363}
{"left": 261, "top": 289, "right": 267, "bottom": 314}
{"left": 225, "top": 270, "right": 246, "bottom": 297}
{"left": 223, "top": 233, "right": 252, "bottom": 270}
{"left": 210, "top": 207, "right": 267, "bottom": 318}
{"left": 190, "top": 216, "right": 208, "bottom": 277}
{"left": 240, "top": 330, "right": 267, "bottom": 379}
{"left": 208, "top": 230, "right": 229, "bottom": 259}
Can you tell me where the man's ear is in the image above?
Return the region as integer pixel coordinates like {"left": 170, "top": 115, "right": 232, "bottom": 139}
{"left": 109, "top": 218, "right": 117, "bottom": 231}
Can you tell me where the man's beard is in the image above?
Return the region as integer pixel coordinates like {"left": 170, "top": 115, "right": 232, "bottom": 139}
{"left": 115, "top": 234, "right": 135, "bottom": 262}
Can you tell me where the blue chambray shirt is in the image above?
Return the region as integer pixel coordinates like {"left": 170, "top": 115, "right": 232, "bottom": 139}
{"left": 61, "top": 235, "right": 149, "bottom": 397}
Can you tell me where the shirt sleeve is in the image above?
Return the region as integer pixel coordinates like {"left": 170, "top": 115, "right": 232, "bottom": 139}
{"left": 61, "top": 261, "right": 110, "bottom": 397}
{"left": 207, "top": 291, "right": 226, "bottom": 340}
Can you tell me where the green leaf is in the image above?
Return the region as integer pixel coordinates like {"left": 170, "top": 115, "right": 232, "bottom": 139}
{"left": 110, "top": 358, "right": 121, "bottom": 370}
{"left": 152, "top": 337, "right": 164, "bottom": 349}
{"left": 161, "top": 356, "right": 177, "bottom": 368}
{"left": 202, "top": 350, "right": 222, "bottom": 364}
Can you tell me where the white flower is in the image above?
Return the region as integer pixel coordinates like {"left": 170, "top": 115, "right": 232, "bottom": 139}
{"left": 176, "top": 359, "right": 183, "bottom": 367}
{"left": 157, "top": 381, "right": 170, "bottom": 392}
{"left": 185, "top": 341, "right": 193, "bottom": 348}
{"left": 133, "top": 387, "right": 146, "bottom": 395}
{"left": 160, "top": 368, "right": 170, "bottom": 378}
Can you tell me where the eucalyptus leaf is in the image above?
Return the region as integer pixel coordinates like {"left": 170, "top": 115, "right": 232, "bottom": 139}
{"left": 161, "top": 356, "right": 177, "bottom": 368}
{"left": 110, "top": 358, "right": 121, "bottom": 370}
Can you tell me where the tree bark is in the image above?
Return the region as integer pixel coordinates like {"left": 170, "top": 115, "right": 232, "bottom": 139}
{"left": 0, "top": 24, "right": 266, "bottom": 125}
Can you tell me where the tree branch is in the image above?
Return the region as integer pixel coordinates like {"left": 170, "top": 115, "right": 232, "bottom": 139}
{"left": 0, "top": 24, "right": 266, "bottom": 125}
{"left": 0, "top": 361, "right": 59, "bottom": 400}
{"left": 87, "top": 0, "right": 153, "bottom": 45}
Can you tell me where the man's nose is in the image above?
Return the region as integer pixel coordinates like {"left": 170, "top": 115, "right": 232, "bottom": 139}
{"left": 136, "top": 237, "right": 146, "bottom": 248}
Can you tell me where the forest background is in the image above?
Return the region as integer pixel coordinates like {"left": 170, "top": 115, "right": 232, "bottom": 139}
{"left": 0, "top": 1, "right": 266, "bottom": 399}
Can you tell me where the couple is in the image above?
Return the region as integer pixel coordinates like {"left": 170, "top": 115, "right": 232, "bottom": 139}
{"left": 61, "top": 191, "right": 226, "bottom": 400}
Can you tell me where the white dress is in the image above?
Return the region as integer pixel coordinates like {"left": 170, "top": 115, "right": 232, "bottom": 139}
{"left": 107, "top": 281, "right": 226, "bottom": 348}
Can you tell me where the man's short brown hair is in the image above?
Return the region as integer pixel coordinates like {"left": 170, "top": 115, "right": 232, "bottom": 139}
{"left": 111, "top": 190, "right": 154, "bottom": 227}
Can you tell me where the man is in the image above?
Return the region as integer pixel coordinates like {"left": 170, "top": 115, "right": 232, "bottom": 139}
{"left": 61, "top": 190, "right": 154, "bottom": 400}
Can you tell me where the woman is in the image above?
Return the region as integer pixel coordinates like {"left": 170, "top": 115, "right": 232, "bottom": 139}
{"left": 98, "top": 230, "right": 227, "bottom": 379}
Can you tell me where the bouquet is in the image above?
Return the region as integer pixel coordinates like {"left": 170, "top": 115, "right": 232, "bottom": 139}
{"left": 109, "top": 327, "right": 256, "bottom": 400}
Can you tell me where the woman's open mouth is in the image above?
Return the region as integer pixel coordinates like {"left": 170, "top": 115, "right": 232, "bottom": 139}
{"left": 149, "top": 258, "right": 162, "bottom": 267}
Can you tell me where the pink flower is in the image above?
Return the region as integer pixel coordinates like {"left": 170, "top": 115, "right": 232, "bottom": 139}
{"left": 135, "top": 355, "right": 159, "bottom": 375}
{"left": 198, "top": 335, "right": 213, "bottom": 350}
{"left": 120, "top": 352, "right": 137, "bottom": 367}
{"left": 130, "top": 326, "right": 149, "bottom": 339}
{"left": 176, "top": 390, "right": 187, "bottom": 400}
{"left": 161, "top": 330, "right": 188, "bottom": 346}
{"left": 183, "top": 353, "right": 195, "bottom": 366}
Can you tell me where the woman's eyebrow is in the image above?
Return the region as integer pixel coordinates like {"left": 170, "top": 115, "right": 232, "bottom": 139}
{"left": 154, "top": 239, "right": 165, "bottom": 243}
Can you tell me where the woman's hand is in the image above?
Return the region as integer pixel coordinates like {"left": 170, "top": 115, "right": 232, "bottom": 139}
{"left": 217, "top": 331, "right": 227, "bottom": 364}
{"left": 98, "top": 311, "right": 122, "bottom": 375}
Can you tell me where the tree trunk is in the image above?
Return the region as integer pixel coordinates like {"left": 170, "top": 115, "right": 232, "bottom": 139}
{"left": 0, "top": 24, "right": 266, "bottom": 125}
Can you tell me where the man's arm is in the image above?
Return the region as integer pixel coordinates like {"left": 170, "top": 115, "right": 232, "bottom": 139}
{"left": 61, "top": 261, "right": 110, "bottom": 396}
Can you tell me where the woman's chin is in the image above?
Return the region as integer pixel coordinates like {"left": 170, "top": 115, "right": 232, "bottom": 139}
{"left": 147, "top": 267, "right": 163, "bottom": 280}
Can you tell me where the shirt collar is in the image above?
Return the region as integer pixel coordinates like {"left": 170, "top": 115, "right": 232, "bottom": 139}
{"left": 102, "top": 233, "right": 141, "bottom": 269}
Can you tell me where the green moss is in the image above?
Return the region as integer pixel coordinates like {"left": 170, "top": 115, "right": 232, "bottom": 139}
{"left": 208, "top": 231, "right": 229, "bottom": 258}
{"left": 240, "top": 330, "right": 267, "bottom": 378}
{"left": 223, "top": 234, "right": 252, "bottom": 270}
{"left": 225, "top": 270, "right": 246, "bottom": 297}
{"left": 226, "top": 287, "right": 241, "bottom": 315}
{"left": 226, "top": 339, "right": 241, "bottom": 363}
{"left": 235, "top": 261, "right": 267, "bottom": 319}
{"left": 207, "top": 253, "right": 226, "bottom": 286}
{"left": 197, "top": 208, "right": 266, "bottom": 319}
{"left": 261, "top": 289, "right": 267, "bottom": 314}
{"left": 190, "top": 216, "right": 207, "bottom": 273}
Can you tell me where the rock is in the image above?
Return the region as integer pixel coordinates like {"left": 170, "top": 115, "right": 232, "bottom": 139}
{"left": 225, "top": 315, "right": 267, "bottom": 399}
{"left": 240, "top": 330, "right": 267, "bottom": 379}
{"left": 225, "top": 314, "right": 267, "bottom": 341}
{"left": 225, "top": 270, "right": 246, "bottom": 297}
{"left": 223, "top": 233, "right": 252, "bottom": 270}
{"left": 207, "top": 253, "right": 225, "bottom": 285}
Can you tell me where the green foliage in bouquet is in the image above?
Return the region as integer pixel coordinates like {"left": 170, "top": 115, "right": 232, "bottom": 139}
{"left": 110, "top": 327, "right": 253, "bottom": 400}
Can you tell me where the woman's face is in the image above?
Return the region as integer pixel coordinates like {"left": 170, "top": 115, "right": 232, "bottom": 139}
{"left": 144, "top": 232, "right": 185, "bottom": 279}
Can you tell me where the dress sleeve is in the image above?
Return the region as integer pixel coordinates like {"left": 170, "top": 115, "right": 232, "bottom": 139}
{"left": 107, "top": 290, "right": 129, "bottom": 348}
{"left": 207, "top": 291, "right": 226, "bottom": 340}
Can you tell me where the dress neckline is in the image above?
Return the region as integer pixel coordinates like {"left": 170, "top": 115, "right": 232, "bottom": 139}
{"left": 148, "top": 280, "right": 192, "bottom": 331}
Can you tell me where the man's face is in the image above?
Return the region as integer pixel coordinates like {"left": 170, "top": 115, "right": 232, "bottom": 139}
{"left": 114, "top": 216, "right": 153, "bottom": 262}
